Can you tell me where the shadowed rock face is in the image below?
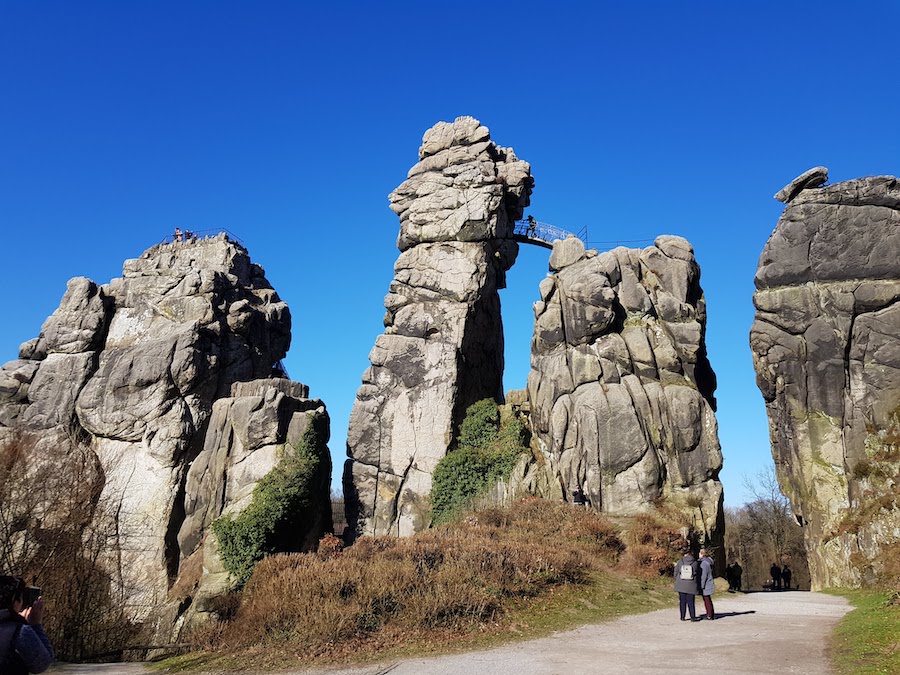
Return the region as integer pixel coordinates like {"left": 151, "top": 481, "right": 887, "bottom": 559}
{"left": 0, "top": 234, "right": 331, "bottom": 638}
{"left": 527, "top": 235, "right": 724, "bottom": 548}
{"left": 751, "top": 170, "right": 900, "bottom": 589}
{"left": 344, "top": 117, "right": 532, "bottom": 538}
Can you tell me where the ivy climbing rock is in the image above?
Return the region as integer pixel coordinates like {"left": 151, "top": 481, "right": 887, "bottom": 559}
{"left": 751, "top": 169, "right": 900, "bottom": 589}
{"left": 344, "top": 116, "right": 533, "bottom": 538}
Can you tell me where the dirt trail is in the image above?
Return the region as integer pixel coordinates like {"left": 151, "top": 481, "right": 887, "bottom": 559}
{"left": 49, "top": 591, "right": 850, "bottom": 675}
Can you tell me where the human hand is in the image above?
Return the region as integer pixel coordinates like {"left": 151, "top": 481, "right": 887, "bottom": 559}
{"left": 20, "top": 597, "right": 44, "bottom": 625}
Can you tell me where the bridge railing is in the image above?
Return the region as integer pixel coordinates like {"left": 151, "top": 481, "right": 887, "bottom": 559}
{"left": 513, "top": 219, "right": 587, "bottom": 246}
{"left": 515, "top": 220, "right": 659, "bottom": 250}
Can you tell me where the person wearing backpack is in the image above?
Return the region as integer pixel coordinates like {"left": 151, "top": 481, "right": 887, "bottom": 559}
{"left": 0, "top": 576, "right": 54, "bottom": 674}
{"left": 673, "top": 547, "right": 701, "bottom": 621}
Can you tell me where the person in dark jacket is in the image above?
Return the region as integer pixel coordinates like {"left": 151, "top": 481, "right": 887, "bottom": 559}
{"left": 673, "top": 548, "right": 701, "bottom": 621}
{"left": 0, "top": 576, "right": 54, "bottom": 674}
{"left": 770, "top": 562, "right": 782, "bottom": 591}
{"left": 699, "top": 548, "right": 715, "bottom": 620}
{"left": 732, "top": 561, "right": 743, "bottom": 592}
{"left": 781, "top": 564, "right": 792, "bottom": 590}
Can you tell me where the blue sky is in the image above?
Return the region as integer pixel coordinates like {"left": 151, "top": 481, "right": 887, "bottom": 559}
{"left": 1, "top": 2, "right": 898, "bottom": 505}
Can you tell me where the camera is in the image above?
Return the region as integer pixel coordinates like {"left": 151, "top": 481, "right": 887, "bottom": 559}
{"left": 23, "top": 586, "right": 41, "bottom": 608}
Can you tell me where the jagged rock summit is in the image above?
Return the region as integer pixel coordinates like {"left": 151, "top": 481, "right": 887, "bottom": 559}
{"left": 344, "top": 116, "right": 533, "bottom": 538}
{"left": 0, "top": 233, "right": 331, "bottom": 637}
{"left": 525, "top": 234, "right": 724, "bottom": 547}
{"left": 751, "top": 169, "right": 900, "bottom": 588}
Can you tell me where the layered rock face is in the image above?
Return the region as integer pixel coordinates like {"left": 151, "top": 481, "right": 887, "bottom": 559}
{"left": 751, "top": 169, "right": 900, "bottom": 589}
{"left": 345, "top": 117, "right": 532, "bottom": 538}
{"left": 527, "top": 235, "right": 724, "bottom": 546}
{"left": 0, "top": 234, "right": 330, "bottom": 636}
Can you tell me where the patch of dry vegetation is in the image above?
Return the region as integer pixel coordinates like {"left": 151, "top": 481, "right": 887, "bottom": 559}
{"left": 831, "top": 405, "right": 900, "bottom": 587}
{"left": 173, "top": 499, "right": 682, "bottom": 670}
{"left": 619, "top": 512, "right": 687, "bottom": 578}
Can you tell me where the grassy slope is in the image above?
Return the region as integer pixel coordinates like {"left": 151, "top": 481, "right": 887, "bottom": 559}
{"left": 826, "top": 589, "right": 900, "bottom": 675}
{"left": 156, "top": 573, "right": 673, "bottom": 672}
{"left": 155, "top": 500, "right": 682, "bottom": 672}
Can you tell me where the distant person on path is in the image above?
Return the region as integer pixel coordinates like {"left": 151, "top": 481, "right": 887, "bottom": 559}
{"left": 673, "top": 547, "right": 701, "bottom": 621}
{"left": 770, "top": 562, "right": 782, "bottom": 591}
{"left": 0, "top": 576, "right": 54, "bottom": 673}
{"left": 699, "top": 548, "right": 716, "bottom": 620}
{"left": 781, "top": 564, "right": 792, "bottom": 590}
{"left": 732, "top": 561, "right": 743, "bottom": 592}
{"left": 526, "top": 215, "right": 537, "bottom": 237}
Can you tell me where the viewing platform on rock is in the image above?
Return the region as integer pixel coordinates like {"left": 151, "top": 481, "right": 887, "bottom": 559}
{"left": 513, "top": 218, "right": 587, "bottom": 249}
{"left": 161, "top": 227, "right": 245, "bottom": 246}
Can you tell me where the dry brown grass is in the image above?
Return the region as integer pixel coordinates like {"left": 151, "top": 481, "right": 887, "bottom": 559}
{"left": 873, "top": 541, "right": 900, "bottom": 591}
{"left": 619, "top": 512, "right": 686, "bottom": 578}
{"left": 195, "top": 499, "right": 624, "bottom": 657}
{"left": 188, "top": 498, "right": 632, "bottom": 664}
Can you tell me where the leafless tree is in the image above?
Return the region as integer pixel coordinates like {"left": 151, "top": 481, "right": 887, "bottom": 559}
{"left": 724, "top": 466, "right": 810, "bottom": 590}
{"left": 0, "top": 428, "right": 142, "bottom": 660}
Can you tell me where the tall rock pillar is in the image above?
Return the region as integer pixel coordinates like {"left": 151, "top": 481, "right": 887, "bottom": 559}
{"left": 345, "top": 117, "right": 532, "bottom": 538}
{"left": 751, "top": 168, "right": 900, "bottom": 589}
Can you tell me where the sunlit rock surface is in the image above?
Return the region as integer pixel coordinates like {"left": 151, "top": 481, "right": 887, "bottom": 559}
{"left": 344, "top": 116, "right": 532, "bottom": 538}
{"left": 0, "top": 234, "right": 331, "bottom": 638}
{"left": 751, "top": 169, "right": 900, "bottom": 589}
{"left": 527, "top": 235, "right": 725, "bottom": 548}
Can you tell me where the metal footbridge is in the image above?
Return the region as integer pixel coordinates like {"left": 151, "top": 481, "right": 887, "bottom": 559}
{"left": 513, "top": 218, "right": 655, "bottom": 250}
{"left": 513, "top": 219, "right": 587, "bottom": 250}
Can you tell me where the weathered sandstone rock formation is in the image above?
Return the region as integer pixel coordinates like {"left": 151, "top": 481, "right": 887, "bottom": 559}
{"left": 344, "top": 116, "right": 533, "bottom": 538}
{"left": 527, "top": 235, "right": 724, "bottom": 546}
{"left": 751, "top": 168, "right": 900, "bottom": 589}
{"left": 0, "top": 234, "right": 330, "bottom": 637}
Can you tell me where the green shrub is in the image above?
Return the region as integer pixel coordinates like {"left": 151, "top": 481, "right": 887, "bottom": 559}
{"left": 457, "top": 398, "right": 500, "bottom": 449}
{"left": 213, "top": 415, "right": 328, "bottom": 586}
{"left": 431, "top": 399, "right": 527, "bottom": 524}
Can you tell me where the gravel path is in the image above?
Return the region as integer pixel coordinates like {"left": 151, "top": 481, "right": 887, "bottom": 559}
{"left": 49, "top": 591, "right": 850, "bottom": 675}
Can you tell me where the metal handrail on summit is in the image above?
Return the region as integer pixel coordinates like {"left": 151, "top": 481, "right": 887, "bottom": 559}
{"left": 162, "top": 228, "right": 245, "bottom": 246}
{"left": 513, "top": 218, "right": 588, "bottom": 250}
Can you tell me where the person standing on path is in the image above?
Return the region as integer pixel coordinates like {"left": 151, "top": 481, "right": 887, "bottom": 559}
{"left": 673, "top": 547, "right": 701, "bottom": 621}
{"left": 699, "top": 548, "right": 716, "bottom": 620}
{"left": 782, "top": 564, "right": 792, "bottom": 590}
{"left": 770, "top": 562, "right": 782, "bottom": 591}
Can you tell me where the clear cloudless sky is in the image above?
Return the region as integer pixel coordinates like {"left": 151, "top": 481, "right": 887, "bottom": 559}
{"left": 2, "top": 2, "right": 898, "bottom": 505}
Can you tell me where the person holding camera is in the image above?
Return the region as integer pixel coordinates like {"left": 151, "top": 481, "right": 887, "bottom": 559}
{"left": 0, "top": 576, "right": 54, "bottom": 674}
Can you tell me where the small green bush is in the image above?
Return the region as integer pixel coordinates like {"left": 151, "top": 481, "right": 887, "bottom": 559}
{"left": 431, "top": 399, "right": 528, "bottom": 524}
{"left": 213, "top": 415, "right": 328, "bottom": 586}
{"left": 457, "top": 398, "right": 500, "bottom": 449}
